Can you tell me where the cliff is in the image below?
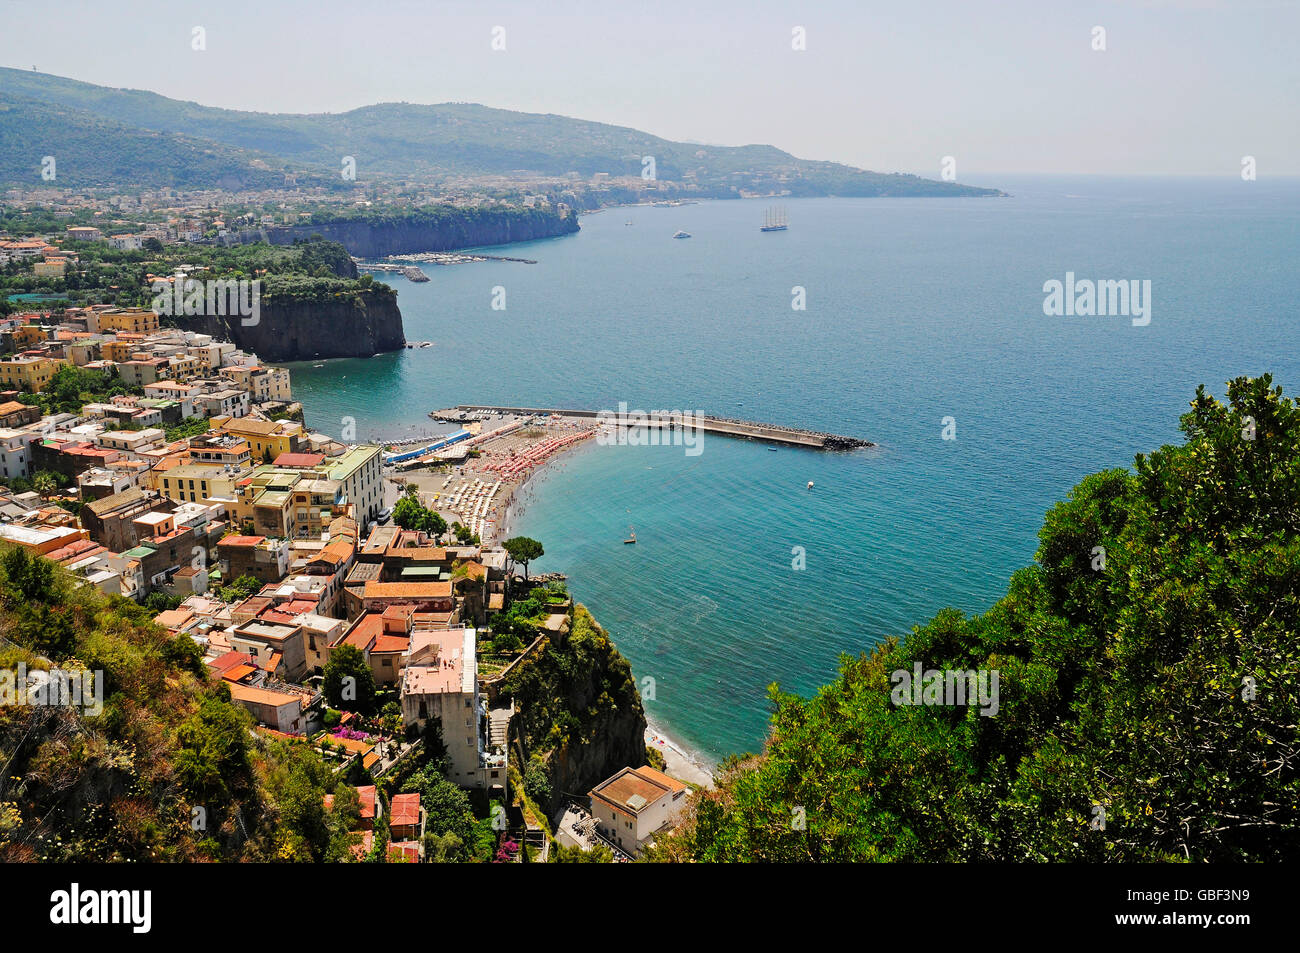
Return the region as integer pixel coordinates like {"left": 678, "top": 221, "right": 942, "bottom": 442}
{"left": 166, "top": 286, "right": 405, "bottom": 362}
{"left": 255, "top": 207, "right": 581, "bottom": 258}
{"left": 501, "top": 604, "right": 647, "bottom": 812}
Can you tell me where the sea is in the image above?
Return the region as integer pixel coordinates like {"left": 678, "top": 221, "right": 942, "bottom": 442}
{"left": 287, "top": 174, "right": 1300, "bottom": 763}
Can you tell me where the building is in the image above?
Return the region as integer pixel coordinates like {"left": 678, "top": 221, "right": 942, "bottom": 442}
{"left": 588, "top": 766, "right": 690, "bottom": 857}
{"left": 211, "top": 415, "right": 304, "bottom": 462}
{"left": 79, "top": 488, "right": 173, "bottom": 552}
{"left": 0, "top": 522, "right": 89, "bottom": 556}
{"left": 389, "top": 793, "right": 422, "bottom": 841}
{"left": 217, "top": 534, "right": 290, "bottom": 584}
{"left": 0, "top": 401, "right": 40, "bottom": 429}
{"left": 227, "top": 681, "right": 305, "bottom": 733}
{"left": 224, "top": 364, "right": 292, "bottom": 404}
{"left": 400, "top": 628, "right": 493, "bottom": 788}
{"left": 158, "top": 463, "right": 246, "bottom": 505}
{"left": 98, "top": 308, "right": 159, "bottom": 334}
{"left": 0, "top": 428, "right": 34, "bottom": 482}
{"left": 0, "top": 355, "right": 63, "bottom": 392}
{"left": 333, "top": 606, "right": 413, "bottom": 687}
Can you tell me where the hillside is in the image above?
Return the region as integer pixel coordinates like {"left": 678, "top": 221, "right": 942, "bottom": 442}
{"left": 0, "top": 68, "right": 1002, "bottom": 198}
{"left": 0, "top": 547, "right": 358, "bottom": 861}
{"left": 654, "top": 375, "right": 1300, "bottom": 863}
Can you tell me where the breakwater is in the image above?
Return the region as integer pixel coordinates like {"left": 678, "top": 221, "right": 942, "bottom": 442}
{"left": 430, "top": 405, "right": 873, "bottom": 450}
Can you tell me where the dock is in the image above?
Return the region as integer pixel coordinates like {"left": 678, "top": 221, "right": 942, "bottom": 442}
{"left": 430, "top": 405, "right": 873, "bottom": 450}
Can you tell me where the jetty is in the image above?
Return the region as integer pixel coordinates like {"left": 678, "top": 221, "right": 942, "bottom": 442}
{"left": 429, "top": 405, "right": 873, "bottom": 450}
{"left": 354, "top": 261, "right": 429, "bottom": 282}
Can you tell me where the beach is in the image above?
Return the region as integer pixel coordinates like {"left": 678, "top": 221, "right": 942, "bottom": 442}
{"left": 645, "top": 724, "right": 715, "bottom": 789}
{"left": 385, "top": 411, "right": 599, "bottom": 545}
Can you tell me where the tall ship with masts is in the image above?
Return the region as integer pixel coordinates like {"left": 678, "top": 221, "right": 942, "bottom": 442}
{"left": 760, "top": 206, "right": 789, "bottom": 232}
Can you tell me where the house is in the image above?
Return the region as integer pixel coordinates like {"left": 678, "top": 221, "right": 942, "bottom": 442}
{"left": 80, "top": 488, "right": 174, "bottom": 551}
{"left": 227, "top": 681, "right": 305, "bottom": 733}
{"left": 356, "top": 785, "right": 381, "bottom": 830}
{"left": 333, "top": 606, "right": 413, "bottom": 686}
{"left": 388, "top": 793, "right": 422, "bottom": 841}
{"left": 217, "top": 534, "right": 290, "bottom": 584}
{"left": 588, "top": 766, "right": 690, "bottom": 857}
{"left": 362, "top": 580, "right": 453, "bottom": 615}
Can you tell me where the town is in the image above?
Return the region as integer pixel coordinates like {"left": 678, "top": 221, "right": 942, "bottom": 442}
{"left": 0, "top": 284, "right": 694, "bottom": 862}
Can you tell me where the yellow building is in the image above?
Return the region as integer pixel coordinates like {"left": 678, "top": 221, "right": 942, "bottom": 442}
{"left": 0, "top": 355, "right": 65, "bottom": 392}
{"left": 10, "top": 325, "right": 46, "bottom": 348}
{"left": 157, "top": 463, "right": 247, "bottom": 505}
{"left": 101, "top": 340, "right": 142, "bottom": 363}
{"left": 210, "top": 415, "right": 304, "bottom": 462}
{"left": 98, "top": 308, "right": 160, "bottom": 334}
{"left": 33, "top": 259, "right": 68, "bottom": 278}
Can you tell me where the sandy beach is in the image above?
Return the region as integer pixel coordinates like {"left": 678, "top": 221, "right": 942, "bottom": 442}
{"left": 386, "top": 411, "right": 598, "bottom": 545}
{"left": 645, "top": 724, "right": 715, "bottom": 789}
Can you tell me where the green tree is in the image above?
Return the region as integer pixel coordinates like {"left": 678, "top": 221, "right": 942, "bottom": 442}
{"left": 503, "top": 536, "right": 544, "bottom": 579}
{"left": 668, "top": 375, "right": 1300, "bottom": 863}
{"left": 323, "top": 643, "right": 377, "bottom": 714}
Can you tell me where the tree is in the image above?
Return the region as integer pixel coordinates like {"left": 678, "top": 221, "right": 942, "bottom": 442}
{"left": 669, "top": 375, "right": 1300, "bottom": 863}
{"left": 217, "top": 574, "right": 261, "bottom": 603}
{"left": 503, "top": 536, "right": 544, "bottom": 579}
{"left": 401, "top": 768, "right": 475, "bottom": 853}
{"left": 30, "top": 472, "right": 57, "bottom": 499}
{"left": 323, "top": 644, "right": 377, "bottom": 714}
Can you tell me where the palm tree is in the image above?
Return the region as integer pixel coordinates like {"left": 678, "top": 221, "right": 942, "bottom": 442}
{"left": 31, "top": 472, "right": 57, "bottom": 499}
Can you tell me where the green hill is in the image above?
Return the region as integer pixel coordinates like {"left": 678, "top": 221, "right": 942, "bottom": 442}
{"left": 0, "top": 68, "right": 1002, "bottom": 197}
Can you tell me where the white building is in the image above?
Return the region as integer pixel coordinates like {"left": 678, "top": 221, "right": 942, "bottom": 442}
{"left": 589, "top": 766, "right": 690, "bottom": 857}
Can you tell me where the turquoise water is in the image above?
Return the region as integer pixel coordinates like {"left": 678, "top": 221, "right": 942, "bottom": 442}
{"left": 290, "top": 176, "right": 1300, "bottom": 761}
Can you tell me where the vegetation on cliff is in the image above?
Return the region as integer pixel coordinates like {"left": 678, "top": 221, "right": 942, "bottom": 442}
{"left": 655, "top": 376, "right": 1300, "bottom": 862}
{"left": 0, "top": 547, "right": 357, "bottom": 861}
{"left": 501, "top": 604, "right": 647, "bottom": 814}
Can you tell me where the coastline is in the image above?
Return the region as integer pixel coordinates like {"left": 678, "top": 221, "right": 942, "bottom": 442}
{"left": 645, "top": 722, "right": 716, "bottom": 789}
{"left": 486, "top": 433, "right": 718, "bottom": 790}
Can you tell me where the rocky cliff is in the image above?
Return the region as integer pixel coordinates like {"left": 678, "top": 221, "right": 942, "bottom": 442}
{"left": 501, "top": 604, "right": 647, "bottom": 810}
{"left": 256, "top": 207, "right": 580, "bottom": 258}
{"left": 167, "top": 287, "right": 405, "bottom": 362}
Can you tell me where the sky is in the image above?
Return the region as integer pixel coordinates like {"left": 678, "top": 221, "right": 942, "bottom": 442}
{"left": 2, "top": 0, "right": 1298, "bottom": 176}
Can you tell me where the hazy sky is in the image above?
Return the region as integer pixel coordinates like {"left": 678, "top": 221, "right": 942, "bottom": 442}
{"left": 3, "top": 0, "right": 1297, "bottom": 176}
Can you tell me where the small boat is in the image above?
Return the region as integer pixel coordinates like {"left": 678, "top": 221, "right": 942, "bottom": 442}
{"left": 672, "top": 230, "right": 691, "bottom": 239}
{"left": 768, "top": 447, "right": 778, "bottom": 452}
{"left": 313, "top": 363, "right": 325, "bottom": 368}
{"left": 807, "top": 481, "right": 815, "bottom": 490}
{"left": 625, "top": 220, "right": 633, "bottom": 226}
{"left": 623, "top": 526, "right": 637, "bottom": 544}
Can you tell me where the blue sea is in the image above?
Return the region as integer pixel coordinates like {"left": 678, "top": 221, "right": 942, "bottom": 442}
{"left": 288, "top": 175, "right": 1300, "bottom": 762}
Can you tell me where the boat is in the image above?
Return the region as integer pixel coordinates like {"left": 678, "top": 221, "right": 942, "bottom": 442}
{"left": 807, "top": 481, "right": 815, "bottom": 490}
{"left": 312, "top": 363, "right": 325, "bottom": 368}
{"left": 761, "top": 206, "right": 789, "bottom": 232}
{"left": 768, "top": 447, "right": 778, "bottom": 452}
{"left": 623, "top": 526, "right": 637, "bottom": 544}
{"left": 672, "top": 230, "right": 691, "bottom": 239}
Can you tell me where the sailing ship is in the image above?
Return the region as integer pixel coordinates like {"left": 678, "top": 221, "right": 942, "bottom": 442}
{"left": 760, "top": 206, "right": 789, "bottom": 232}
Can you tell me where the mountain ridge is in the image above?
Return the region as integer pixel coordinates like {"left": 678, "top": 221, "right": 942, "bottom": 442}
{"left": 0, "top": 68, "right": 1003, "bottom": 197}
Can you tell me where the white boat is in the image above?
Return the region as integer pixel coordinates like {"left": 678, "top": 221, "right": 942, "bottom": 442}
{"left": 807, "top": 481, "right": 815, "bottom": 490}
{"left": 672, "top": 230, "right": 691, "bottom": 239}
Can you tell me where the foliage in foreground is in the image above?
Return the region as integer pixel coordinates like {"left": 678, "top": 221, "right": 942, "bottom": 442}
{"left": 0, "top": 547, "right": 356, "bottom": 861}
{"left": 656, "top": 376, "right": 1300, "bottom": 862}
